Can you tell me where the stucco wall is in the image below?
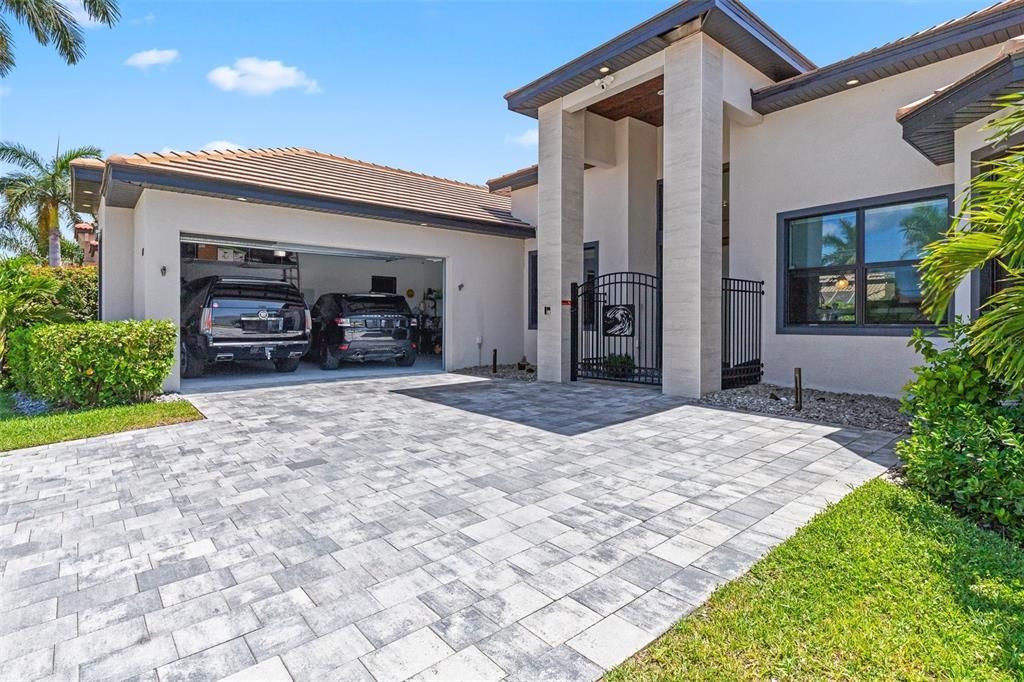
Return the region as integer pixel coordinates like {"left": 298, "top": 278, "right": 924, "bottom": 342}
{"left": 122, "top": 189, "right": 525, "bottom": 391}
{"left": 728, "top": 46, "right": 1003, "bottom": 396}
{"left": 98, "top": 203, "right": 135, "bottom": 321}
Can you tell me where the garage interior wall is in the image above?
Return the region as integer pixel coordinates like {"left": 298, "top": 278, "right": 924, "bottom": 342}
{"left": 112, "top": 189, "right": 526, "bottom": 392}
{"left": 296, "top": 254, "right": 443, "bottom": 307}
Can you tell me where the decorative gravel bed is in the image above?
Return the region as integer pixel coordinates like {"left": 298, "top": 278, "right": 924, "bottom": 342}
{"left": 701, "top": 382, "right": 909, "bottom": 435}
{"left": 455, "top": 364, "right": 537, "bottom": 382}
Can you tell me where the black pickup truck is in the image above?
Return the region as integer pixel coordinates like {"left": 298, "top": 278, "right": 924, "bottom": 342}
{"left": 180, "top": 276, "right": 311, "bottom": 378}
{"left": 308, "top": 293, "right": 417, "bottom": 369}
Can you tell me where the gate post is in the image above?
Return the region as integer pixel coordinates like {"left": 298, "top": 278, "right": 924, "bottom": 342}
{"left": 570, "top": 282, "right": 579, "bottom": 382}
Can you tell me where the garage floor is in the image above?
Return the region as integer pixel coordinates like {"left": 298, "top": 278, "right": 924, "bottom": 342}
{"left": 181, "top": 356, "right": 444, "bottom": 394}
{"left": 0, "top": 374, "right": 899, "bottom": 681}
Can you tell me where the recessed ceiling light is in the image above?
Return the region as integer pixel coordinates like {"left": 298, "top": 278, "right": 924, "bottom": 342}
{"left": 82, "top": 190, "right": 93, "bottom": 194}
{"left": 599, "top": 66, "right": 610, "bottom": 74}
{"left": 845, "top": 79, "right": 860, "bottom": 86}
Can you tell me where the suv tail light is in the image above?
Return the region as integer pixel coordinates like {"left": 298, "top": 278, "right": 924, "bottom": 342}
{"left": 200, "top": 307, "right": 213, "bottom": 335}
{"left": 304, "top": 309, "right": 312, "bottom": 334}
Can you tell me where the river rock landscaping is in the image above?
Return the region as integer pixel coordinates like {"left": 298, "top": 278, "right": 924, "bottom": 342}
{"left": 701, "top": 383, "right": 909, "bottom": 435}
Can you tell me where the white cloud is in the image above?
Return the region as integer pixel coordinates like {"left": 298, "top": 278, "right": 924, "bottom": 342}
{"left": 507, "top": 128, "right": 538, "bottom": 147}
{"left": 158, "top": 147, "right": 179, "bottom": 155}
{"left": 124, "top": 49, "right": 179, "bottom": 69}
{"left": 207, "top": 57, "right": 320, "bottom": 96}
{"left": 130, "top": 12, "right": 157, "bottom": 25}
{"left": 201, "top": 140, "right": 243, "bottom": 152}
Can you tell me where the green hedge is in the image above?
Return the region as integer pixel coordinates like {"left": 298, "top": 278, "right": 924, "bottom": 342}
{"left": 8, "top": 320, "right": 176, "bottom": 408}
{"left": 899, "top": 323, "right": 1024, "bottom": 543}
{"left": 33, "top": 265, "right": 99, "bottom": 322}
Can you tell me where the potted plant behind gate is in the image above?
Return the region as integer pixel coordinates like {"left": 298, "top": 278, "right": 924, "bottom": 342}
{"left": 605, "top": 353, "right": 635, "bottom": 379}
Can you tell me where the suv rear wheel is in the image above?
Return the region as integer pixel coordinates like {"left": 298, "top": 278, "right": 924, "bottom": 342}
{"left": 318, "top": 342, "right": 341, "bottom": 370}
{"left": 274, "top": 357, "right": 301, "bottom": 373}
{"left": 181, "top": 342, "right": 206, "bottom": 378}
{"left": 396, "top": 350, "right": 417, "bottom": 367}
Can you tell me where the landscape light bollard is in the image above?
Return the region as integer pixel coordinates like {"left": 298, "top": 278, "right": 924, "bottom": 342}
{"left": 492, "top": 348, "right": 498, "bottom": 374}
{"left": 794, "top": 368, "right": 803, "bottom": 411}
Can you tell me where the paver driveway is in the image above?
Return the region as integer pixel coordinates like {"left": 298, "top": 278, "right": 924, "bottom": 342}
{"left": 0, "top": 374, "right": 899, "bottom": 682}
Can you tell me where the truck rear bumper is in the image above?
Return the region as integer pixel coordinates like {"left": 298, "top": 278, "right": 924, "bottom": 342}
{"left": 206, "top": 340, "right": 308, "bottom": 362}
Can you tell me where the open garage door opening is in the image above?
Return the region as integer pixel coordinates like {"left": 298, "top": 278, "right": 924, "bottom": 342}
{"left": 179, "top": 235, "right": 445, "bottom": 391}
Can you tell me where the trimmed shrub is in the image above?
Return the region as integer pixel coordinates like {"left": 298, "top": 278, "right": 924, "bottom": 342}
{"left": 32, "top": 265, "right": 98, "bottom": 322}
{"left": 8, "top": 320, "right": 176, "bottom": 407}
{"left": 898, "top": 322, "right": 1024, "bottom": 543}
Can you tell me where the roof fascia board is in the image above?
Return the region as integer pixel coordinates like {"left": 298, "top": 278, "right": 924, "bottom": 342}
{"left": 108, "top": 164, "right": 536, "bottom": 240}
{"left": 506, "top": 0, "right": 716, "bottom": 116}
{"left": 901, "top": 53, "right": 1024, "bottom": 164}
{"left": 753, "top": 7, "right": 1024, "bottom": 114}
{"left": 712, "top": 0, "right": 812, "bottom": 74}
{"left": 487, "top": 167, "right": 539, "bottom": 193}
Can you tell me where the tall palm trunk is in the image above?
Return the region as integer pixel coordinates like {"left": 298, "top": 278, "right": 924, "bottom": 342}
{"left": 43, "top": 202, "right": 61, "bottom": 267}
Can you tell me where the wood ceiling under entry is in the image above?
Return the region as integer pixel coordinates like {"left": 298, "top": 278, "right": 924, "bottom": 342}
{"left": 588, "top": 76, "right": 664, "bottom": 127}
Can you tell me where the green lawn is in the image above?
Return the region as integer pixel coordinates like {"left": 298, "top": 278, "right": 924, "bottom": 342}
{"left": 608, "top": 480, "right": 1024, "bottom": 681}
{"left": 0, "top": 393, "right": 203, "bottom": 452}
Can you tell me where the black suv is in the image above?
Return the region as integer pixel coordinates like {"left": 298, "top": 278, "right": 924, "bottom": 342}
{"left": 309, "top": 293, "right": 417, "bottom": 369}
{"left": 180, "top": 276, "right": 311, "bottom": 378}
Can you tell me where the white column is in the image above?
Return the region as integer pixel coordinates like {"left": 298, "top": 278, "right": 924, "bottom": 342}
{"left": 536, "top": 102, "right": 585, "bottom": 383}
{"left": 661, "top": 34, "right": 724, "bottom": 397}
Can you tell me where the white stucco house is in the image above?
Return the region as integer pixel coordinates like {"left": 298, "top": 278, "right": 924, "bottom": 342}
{"left": 73, "top": 0, "right": 1024, "bottom": 397}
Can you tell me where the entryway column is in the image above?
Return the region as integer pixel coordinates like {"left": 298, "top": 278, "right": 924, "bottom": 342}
{"left": 537, "top": 101, "right": 585, "bottom": 383}
{"left": 661, "top": 34, "right": 724, "bottom": 397}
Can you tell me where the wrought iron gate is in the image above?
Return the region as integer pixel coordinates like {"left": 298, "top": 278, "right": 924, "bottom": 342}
{"left": 721, "top": 277, "right": 764, "bottom": 389}
{"left": 571, "top": 272, "right": 661, "bottom": 386}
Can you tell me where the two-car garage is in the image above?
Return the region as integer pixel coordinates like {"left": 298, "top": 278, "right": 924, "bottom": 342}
{"left": 177, "top": 235, "right": 445, "bottom": 390}
{"left": 71, "top": 147, "right": 533, "bottom": 392}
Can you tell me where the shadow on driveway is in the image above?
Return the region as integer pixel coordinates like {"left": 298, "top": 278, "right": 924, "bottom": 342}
{"left": 393, "top": 378, "right": 687, "bottom": 435}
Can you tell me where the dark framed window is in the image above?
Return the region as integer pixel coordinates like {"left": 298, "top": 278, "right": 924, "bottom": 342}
{"left": 371, "top": 275, "right": 397, "bottom": 294}
{"left": 779, "top": 187, "right": 953, "bottom": 334}
{"left": 527, "top": 250, "right": 538, "bottom": 330}
{"left": 583, "top": 241, "right": 599, "bottom": 329}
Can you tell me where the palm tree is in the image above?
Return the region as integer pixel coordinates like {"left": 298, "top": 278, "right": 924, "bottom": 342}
{"left": 899, "top": 204, "right": 947, "bottom": 260}
{"left": 821, "top": 217, "right": 857, "bottom": 266}
{"left": 0, "top": 215, "right": 83, "bottom": 263}
{"left": 0, "top": 142, "right": 101, "bottom": 267}
{"left": 0, "top": 0, "right": 119, "bottom": 76}
{"left": 919, "top": 93, "right": 1024, "bottom": 388}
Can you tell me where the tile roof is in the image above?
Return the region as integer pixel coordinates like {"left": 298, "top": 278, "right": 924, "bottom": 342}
{"left": 85, "top": 147, "right": 532, "bottom": 236}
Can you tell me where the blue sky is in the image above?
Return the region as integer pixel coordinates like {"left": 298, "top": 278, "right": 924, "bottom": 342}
{"left": 0, "top": 0, "right": 1000, "bottom": 185}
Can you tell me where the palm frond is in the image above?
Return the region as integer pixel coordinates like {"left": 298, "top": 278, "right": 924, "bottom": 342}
{"left": 0, "top": 140, "right": 45, "bottom": 171}
{"left": 78, "top": 0, "right": 119, "bottom": 26}
{"left": 0, "top": 15, "right": 14, "bottom": 76}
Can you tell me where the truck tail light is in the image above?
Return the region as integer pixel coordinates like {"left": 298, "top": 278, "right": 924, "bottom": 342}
{"left": 304, "top": 310, "right": 312, "bottom": 334}
{"left": 200, "top": 308, "right": 213, "bottom": 335}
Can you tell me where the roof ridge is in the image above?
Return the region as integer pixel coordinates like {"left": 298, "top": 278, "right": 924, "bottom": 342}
{"left": 292, "top": 148, "right": 489, "bottom": 190}
{"left": 110, "top": 146, "right": 490, "bottom": 191}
